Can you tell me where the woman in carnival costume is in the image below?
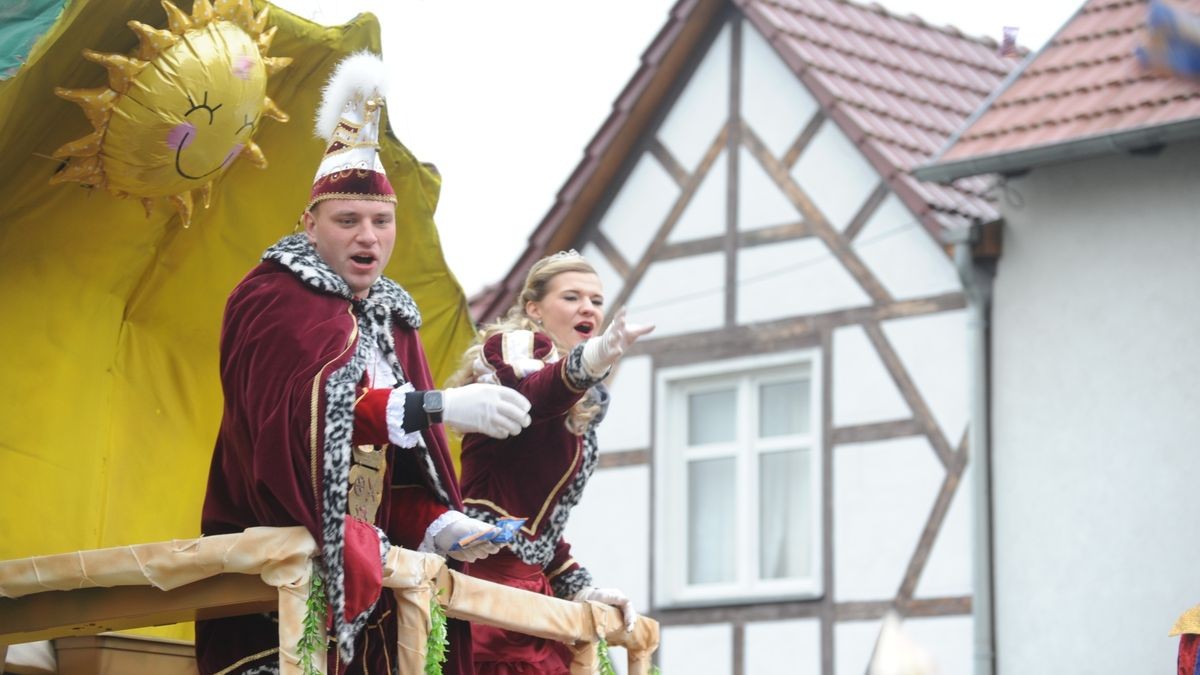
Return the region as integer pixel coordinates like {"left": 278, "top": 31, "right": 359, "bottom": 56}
{"left": 452, "top": 251, "right": 654, "bottom": 673}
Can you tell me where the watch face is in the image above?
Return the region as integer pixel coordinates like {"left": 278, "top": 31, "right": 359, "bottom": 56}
{"left": 424, "top": 390, "right": 444, "bottom": 412}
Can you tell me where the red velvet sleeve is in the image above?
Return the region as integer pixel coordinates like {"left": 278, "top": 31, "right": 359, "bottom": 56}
{"left": 386, "top": 485, "right": 449, "bottom": 549}
{"left": 352, "top": 388, "right": 391, "bottom": 445}
{"left": 482, "top": 331, "right": 588, "bottom": 422}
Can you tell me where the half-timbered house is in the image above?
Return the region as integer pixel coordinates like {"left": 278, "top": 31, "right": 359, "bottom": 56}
{"left": 470, "top": 1, "right": 1022, "bottom": 672}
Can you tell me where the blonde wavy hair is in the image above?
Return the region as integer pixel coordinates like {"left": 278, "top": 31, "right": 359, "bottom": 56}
{"left": 449, "top": 250, "right": 603, "bottom": 434}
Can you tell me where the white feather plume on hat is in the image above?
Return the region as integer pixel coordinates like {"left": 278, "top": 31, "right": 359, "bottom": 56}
{"left": 314, "top": 50, "right": 389, "bottom": 141}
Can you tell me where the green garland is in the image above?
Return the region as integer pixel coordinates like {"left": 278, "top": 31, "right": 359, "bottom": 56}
{"left": 596, "top": 637, "right": 617, "bottom": 675}
{"left": 297, "top": 565, "right": 327, "bottom": 675}
{"left": 425, "top": 590, "right": 449, "bottom": 675}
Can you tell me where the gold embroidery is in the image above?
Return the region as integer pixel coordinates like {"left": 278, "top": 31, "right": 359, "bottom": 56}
{"left": 213, "top": 647, "right": 279, "bottom": 675}
{"left": 310, "top": 305, "right": 359, "bottom": 501}
{"left": 545, "top": 557, "right": 577, "bottom": 581}
{"left": 464, "top": 436, "right": 581, "bottom": 536}
{"left": 307, "top": 192, "right": 397, "bottom": 212}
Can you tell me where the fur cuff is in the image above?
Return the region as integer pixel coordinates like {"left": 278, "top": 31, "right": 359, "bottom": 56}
{"left": 550, "top": 566, "right": 593, "bottom": 600}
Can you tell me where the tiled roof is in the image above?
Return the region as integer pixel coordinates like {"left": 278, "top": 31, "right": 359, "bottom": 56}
{"left": 472, "top": 0, "right": 1019, "bottom": 321}
{"left": 924, "top": 0, "right": 1200, "bottom": 179}
{"left": 739, "top": 0, "right": 1020, "bottom": 231}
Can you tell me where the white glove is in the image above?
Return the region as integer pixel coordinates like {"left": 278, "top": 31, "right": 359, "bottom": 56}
{"left": 442, "top": 382, "right": 532, "bottom": 439}
{"left": 573, "top": 585, "right": 638, "bottom": 633}
{"left": 431, "top": 513, "right": 504, "bottom": 563}
{"left": 581, "top": 309, "right": 655, "bottom": 378}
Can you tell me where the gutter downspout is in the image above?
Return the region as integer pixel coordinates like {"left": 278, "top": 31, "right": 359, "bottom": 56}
{"left": 948, "top": 223, "right": 997, "bottom": 675}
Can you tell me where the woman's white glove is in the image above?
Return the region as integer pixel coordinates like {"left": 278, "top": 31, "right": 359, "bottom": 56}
{"left": 443, "top": 383, "right": 532, "bottom": 439}
{"left": 430, "top": 513, "right": 504, "bottom": 563}
{"left": 581, "top": 309, "right": 655, "bottom": 378}
{"left": 573, "top": 585, "right": 638, "bottom": 633}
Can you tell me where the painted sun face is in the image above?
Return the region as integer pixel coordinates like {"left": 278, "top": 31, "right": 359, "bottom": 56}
{"left": 51, "top": 0, "right": 290, "bottom": 226}
{"left": 110, "top": 20, "right": 268, "bottom": 197}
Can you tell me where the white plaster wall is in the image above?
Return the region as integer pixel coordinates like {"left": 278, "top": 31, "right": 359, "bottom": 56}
{"left": 991, "top": 141, "right": 1200, "bottom": 674}
{"left": 832, "top": 324, "right": 911, "bottom": 427}
{"left": 745, "top": 618, "right": 822, "bottom": 675}
{"left": 581, "top": 241, "right": 624, "bottom": 307}
{"left": 597, "top": 153, "right": 679, "bottom": 266}
{"left": 881, "top": 310, "right": 969, "bottom": 447}
{"left": 562, "top": 465, "right": 651, "bottom": 622}
{"left": 791, "top": 121, "right": 879, "bottom": 232}
{"left": 625, "top": 253, "right": 725, "bottom": 338}
{"left": 658, "top": 24, "right": 730, "bottom": 172}
{"left": 660, "top": 623, "right": 732, "bottom": 674}
{"left": 598, "top": 355, "right": 652, "bottom": 452}
{"left": 834, "top": 436, "right": 943, "bottom": 601}
{"left": 738, "top": 145, "right": 803, "bottom": 231}
{"left": 904, "top": 615, "right": 973, "bottom": 675}
{"left": 835, "top": 619, "right": 880, "bottom": 675}
{"left": 737, "top": 238, "right": 872, "bottom": 324}
{"left": 853, "top": 194, "right": 962, "bottom": 300}
{"left": 741, "top": 23, "right": 820, "bottom": 160}
{"left": 669, "top": 150, "right": 726, "bottom": 243}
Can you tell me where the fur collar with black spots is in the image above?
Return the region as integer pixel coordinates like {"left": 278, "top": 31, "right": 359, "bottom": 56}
{"left": 263, "top": 234, "right": 421, "bottom": 329}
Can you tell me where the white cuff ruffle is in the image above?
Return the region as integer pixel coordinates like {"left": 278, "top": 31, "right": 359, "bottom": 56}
{"left": 419, "top": 509, "right": 468, "bottom": 554}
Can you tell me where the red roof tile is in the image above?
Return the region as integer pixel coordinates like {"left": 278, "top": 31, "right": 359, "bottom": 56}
{"left": 925, "top": 0, "right": 1200, "bottom": 179}
{"left": 740, "top": 0, "right": 1019, "bottom": 230}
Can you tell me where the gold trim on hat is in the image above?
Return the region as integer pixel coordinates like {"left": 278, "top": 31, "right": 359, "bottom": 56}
{"left": 306, "top": 192, "right": 398, "bottom": 212}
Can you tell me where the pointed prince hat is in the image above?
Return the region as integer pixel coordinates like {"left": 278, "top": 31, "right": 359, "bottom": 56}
{"left": 307, "top": 51, "right": 396, "bottom": 210}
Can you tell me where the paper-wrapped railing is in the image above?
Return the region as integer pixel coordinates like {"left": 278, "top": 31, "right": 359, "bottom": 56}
{"left": 0, "top": 527, "right": 660, "bottom": 673}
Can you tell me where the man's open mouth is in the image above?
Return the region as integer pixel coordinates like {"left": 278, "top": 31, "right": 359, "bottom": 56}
{"left": 351, "top": 255, "right": 375, "bottom": 265}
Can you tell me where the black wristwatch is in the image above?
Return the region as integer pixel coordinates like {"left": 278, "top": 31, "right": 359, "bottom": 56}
{"left": 422, "top": 389, "right": 444, "bottom": 425}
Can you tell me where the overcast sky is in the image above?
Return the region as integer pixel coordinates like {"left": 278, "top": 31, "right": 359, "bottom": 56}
{"left": 272, "top": 0, "right": 1083, "bottom": 296}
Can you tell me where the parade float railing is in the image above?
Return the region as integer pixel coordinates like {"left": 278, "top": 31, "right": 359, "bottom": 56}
{"left": 0, "top": 527, "right": 659, "bottom": 674}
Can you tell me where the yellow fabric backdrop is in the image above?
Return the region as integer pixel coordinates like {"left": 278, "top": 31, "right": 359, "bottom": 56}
{"left": 0, "top": 0, "right": 475, "bottom": 639}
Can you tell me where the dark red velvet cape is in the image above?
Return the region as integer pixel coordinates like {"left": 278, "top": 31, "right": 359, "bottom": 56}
{"left": 197, "top": 259, "right": 471, "bottom": 675}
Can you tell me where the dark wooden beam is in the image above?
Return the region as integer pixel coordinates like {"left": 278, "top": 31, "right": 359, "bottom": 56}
{"left": 783, "top": 112, "right": 826, "bottom": 169}
{"left": 861, "top": 322, "right": 955, "bottom": 469}
{"left": 831, "top": 419, "right": 925, "bottom": 445}
{"left": 648, "top": 138, "right": 690, "bottom": 189}
{"left": 597, "top": 449, "right": 650, "bottom": 469}
{"left": 591, "top": 231, "right": 632, "bottom": 279}
{"left": 843, "top": 182, "right": 890, "bottom": 243}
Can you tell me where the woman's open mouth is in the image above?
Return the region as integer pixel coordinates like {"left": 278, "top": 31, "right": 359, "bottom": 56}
{"left": 574, "top": 321, "right": 594, "bottom": 338}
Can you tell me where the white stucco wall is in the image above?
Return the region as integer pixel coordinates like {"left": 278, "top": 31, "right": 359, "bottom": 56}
{"left": 991, "top": 140, "right": 1200, "bottom": 674}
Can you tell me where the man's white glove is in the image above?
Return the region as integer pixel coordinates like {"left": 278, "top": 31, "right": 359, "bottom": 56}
{"left": 581, "top": 309, "right": 655, "bottom": 378}
{"left": 442, "top": 382, "right": 532, "bottom": 439}
{"left": 573, "top": 585, "right": 638, "bottom": 633}
{"left": 430, "top": 513, "right": 504, "bottom": 563}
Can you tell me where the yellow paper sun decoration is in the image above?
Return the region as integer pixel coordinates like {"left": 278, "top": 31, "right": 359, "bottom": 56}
{"left": 51, "top": 0, "right": 291, "bottom": 226}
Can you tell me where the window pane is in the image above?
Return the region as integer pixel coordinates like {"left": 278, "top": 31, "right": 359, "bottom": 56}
{"left": 758, "top": 379, "right": 810, "bottom": 437}
{"left": 688, "top": 389, "right": 736, "bottom": 445}
{"left": 688, "top": 457, "right": 736, "bottom": 584}
{"left": 758, "top": 449, "right": 812, "bottom": 580}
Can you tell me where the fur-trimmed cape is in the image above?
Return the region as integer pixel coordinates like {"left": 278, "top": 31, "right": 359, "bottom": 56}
{"left": 197, "top": 235, "right": 469, "bottom": 674}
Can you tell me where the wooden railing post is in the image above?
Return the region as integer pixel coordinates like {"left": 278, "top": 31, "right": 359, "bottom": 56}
{"left": 391, "top": 582, "right": 433, "bottom": 672}
{"left": 275, "top": 558, "right": 324, "bottom": 675}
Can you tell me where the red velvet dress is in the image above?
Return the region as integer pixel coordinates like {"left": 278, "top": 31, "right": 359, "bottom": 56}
{"left": 197, "top": 235, "right": 472, "bottom": 675}
{"left": 459, "top": 330, "right": 608, "bottom": 674}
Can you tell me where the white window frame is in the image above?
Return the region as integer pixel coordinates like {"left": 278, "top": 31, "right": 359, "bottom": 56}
{"left": 654, "top": 350, "right": 823, "bottom": 608}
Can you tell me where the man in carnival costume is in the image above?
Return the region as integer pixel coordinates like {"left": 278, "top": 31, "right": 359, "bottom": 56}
{"left": 196, "top": 52, "right": 531, "bottom": 675}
